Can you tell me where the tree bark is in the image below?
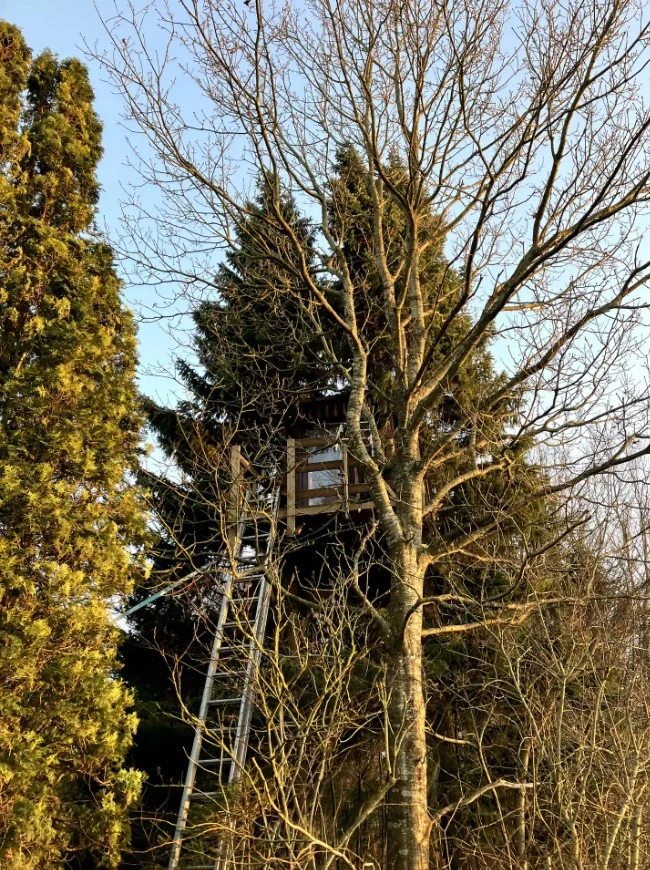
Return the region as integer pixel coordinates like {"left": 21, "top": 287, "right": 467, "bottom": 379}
{"left": 629, "top": 804, "right": 642, "bottom": 870}
{"left": 387, "top": 541, "right": 430, "bottom": 870}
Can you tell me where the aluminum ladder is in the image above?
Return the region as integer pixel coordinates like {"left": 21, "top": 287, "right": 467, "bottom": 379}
{"left": 167, "top": 481, "right": 280, "bottom": 870}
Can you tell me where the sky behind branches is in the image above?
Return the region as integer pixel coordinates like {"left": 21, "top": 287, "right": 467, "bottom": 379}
{"left": 3, "top": 0, "right": 187, "bottom": 406}
{"left": 6, "top": 0, "right": 650, "bottom": 421}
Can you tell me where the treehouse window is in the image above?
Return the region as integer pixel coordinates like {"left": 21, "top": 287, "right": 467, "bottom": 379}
{"left": 297, "top": 440, "right": 343, "bottom": 506}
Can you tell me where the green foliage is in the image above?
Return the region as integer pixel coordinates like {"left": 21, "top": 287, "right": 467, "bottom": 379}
{"left": 0, "top": 21, "right": 146, "bottom": 868}
{"left": 128, "top": 176, "right": 332, "bottom": 619}
{"left": 120, "top": 177, "right": 336, "bottom": 861}
{"left": 126, "top": 143, "right": 569, "bottom": 870}
{"left": 128, "top": 174, "right": 335, "bottom": 638}
{"left": 190, "top": 178, "right": 332, "bottom": 422}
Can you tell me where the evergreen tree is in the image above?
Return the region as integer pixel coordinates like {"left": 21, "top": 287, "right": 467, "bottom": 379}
{"left": 0, "top": 22, "right": 146, "bottom": 869}
{"left": 119, "top": 178, "right": 332, "bottom": 860}
{"left": 127, "top": 155, "right": 553, "bottom": 865}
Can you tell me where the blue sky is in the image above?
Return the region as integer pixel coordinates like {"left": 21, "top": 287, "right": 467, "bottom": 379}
{"left": 2, "top": 0, "right": 184, "bottom": 405}
{"left": 6, "top": 0, "right": 650, "bottom": 413}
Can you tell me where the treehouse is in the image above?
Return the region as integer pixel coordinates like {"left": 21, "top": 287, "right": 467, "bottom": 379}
{"left": 227, "top": 394, "right": 376, "bottom": 535}
{"left": 281, "top": 394, "right": 374, "bottom": 534}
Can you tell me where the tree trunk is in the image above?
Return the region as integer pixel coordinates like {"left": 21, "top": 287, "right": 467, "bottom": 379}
{"left": 386, "top": 542, "right": 430, "bottom": 870}
{"left": 629, "top": 804, "right": 642, "bottom": 870}
{"left": 517, "top": 737, "right": 532, "bottom": 869}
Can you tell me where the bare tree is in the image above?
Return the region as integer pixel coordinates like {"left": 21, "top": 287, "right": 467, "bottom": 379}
{"left": 448, "top": 532, "right": 650, "bottom": 869}
{"left": 124, "top": 441, "right": 401, "bottom": 869}
{"left": 97, "top": 1, "right": 650, "bottom": 866}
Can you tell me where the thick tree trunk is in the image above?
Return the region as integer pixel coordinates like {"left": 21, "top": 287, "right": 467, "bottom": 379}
{"left": 386, "top": 543, "right": 430, "bottom": 870}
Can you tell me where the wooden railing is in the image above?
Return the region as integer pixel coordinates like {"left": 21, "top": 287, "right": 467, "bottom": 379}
{"left": 227, "top": 437, "right": 374, "bottom": 536}
{"left": 285, "top": 435, "right": 372, "bottom": 533}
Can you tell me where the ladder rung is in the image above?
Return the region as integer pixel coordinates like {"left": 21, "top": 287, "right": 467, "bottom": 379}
{"left": 207, "top": 697, "right": 243, "bottom": 706}
{"left": 189, "top": 788, "right": 228, "bottom": 800}
{"left": 203, "top": 724, "right": 238, "bottom": 735}
{"left": 222, "top": 621, "right": 253, "bottom": 629}
{"left": 213, "top": 669, "right": 247, "bottom": 679}
{"left": 200, "top": 756, "right": 233, "bottom": 766}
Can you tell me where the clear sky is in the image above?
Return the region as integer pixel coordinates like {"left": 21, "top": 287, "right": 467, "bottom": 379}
{"left": 2, "top": 0, "right": 184, "bottom": 406}
{"left": 6, "top": 0, "right": 650, "bottom": 410}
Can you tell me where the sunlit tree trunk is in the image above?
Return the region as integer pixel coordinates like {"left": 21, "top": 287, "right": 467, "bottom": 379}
{"left": 387, "top": 542, "right": 429, "bottom": 870}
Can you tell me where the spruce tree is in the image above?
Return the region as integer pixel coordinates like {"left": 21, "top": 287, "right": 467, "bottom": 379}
{"left": 120, "top": 178, "right": 330, "bottom": 858}
{"left": 0, "top": 22, "right": 146, "bottom": 869}
{"left": 128, "top": 156, "right": 552, "bottom": 865}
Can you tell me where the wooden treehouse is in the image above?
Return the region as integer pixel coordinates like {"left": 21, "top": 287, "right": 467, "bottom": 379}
{"left": 282, "top": 395, "right": 374, "bottom": 534}
{"left": 228, "top": 393, "right": 375, "bottom": 538}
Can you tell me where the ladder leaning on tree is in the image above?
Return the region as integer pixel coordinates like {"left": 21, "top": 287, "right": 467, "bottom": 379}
{"left": 166, "top": 470, "right": 281, "bottom": 870}
{"left": 117, "top": 411, "right": 375, "bottom": 868}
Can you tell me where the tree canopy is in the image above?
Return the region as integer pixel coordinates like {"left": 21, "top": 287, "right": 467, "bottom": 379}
{"left": 0, "top": 21, "right": 146, "bottom": 869}
{"left": 91, "top": 0, "right": 650, "bottom": 865}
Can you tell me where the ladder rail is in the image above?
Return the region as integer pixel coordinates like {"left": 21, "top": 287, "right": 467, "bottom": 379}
{"left": 167, "top": 482, "right": 280, "bottom": 870}
{"left": 167, "top": 492, "right": 252, "bottom": 870}
{"left": 229, "top": 486, "right": 280, "bottom": 783}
